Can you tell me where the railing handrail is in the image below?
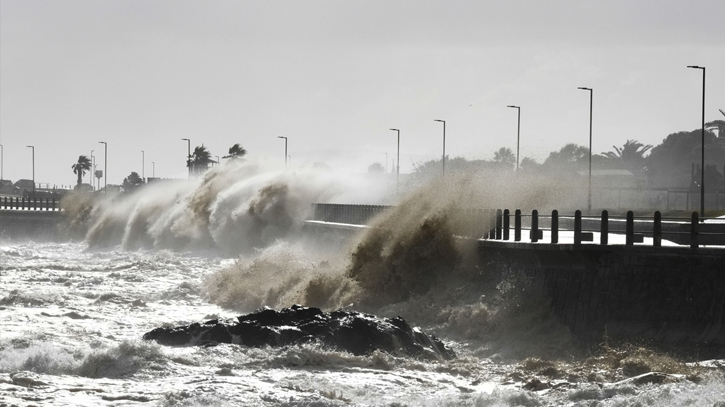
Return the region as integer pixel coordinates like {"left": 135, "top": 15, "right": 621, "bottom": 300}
{"left": 308, "top": 203, "right": 725, "bottom": 250}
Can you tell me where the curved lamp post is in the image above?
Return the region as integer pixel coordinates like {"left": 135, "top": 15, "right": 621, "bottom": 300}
{"left": 688, "top": 65, "right": 706, "bottom": 218}
{"left": 98, "top": 141, "right": 107, "bottom": 192}
{"left": 277, "top": 136, "right": 288, "bottom": 169}
{"left": 181, "top": 138, "right": 191, "bottom": 178}
{"left": 390, "top": 128, "right": 400, "bottom": 192}
{"left": 578, "top": 87, "right": 593, "bottom": 213}
{"left": 90, "top": 150, "right": 95, "bottom": 190}
{"left": 26, "top": 145, "right": 35, "bottom": 198}
{"left": 507, "top": 106, "right": 521, "bottom": 171}
{"left": 434, "top": 120, "right": 446, "bottom": 176}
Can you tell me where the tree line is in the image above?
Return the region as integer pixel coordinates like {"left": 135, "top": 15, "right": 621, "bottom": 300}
{"left": 405, "top": 120, "right": 725, "bottom": 191}
{"left": 70, "top": 143, "right": 248, "bottom": 193}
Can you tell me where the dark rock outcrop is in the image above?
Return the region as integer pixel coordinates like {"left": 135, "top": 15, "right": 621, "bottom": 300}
{"left": 143, "top": 305, "right": 455, "bottom": 361}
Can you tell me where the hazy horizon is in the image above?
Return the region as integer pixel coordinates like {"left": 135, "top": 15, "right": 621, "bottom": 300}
{"left": 1, "top": 0, "right": 723, "bottom": 187}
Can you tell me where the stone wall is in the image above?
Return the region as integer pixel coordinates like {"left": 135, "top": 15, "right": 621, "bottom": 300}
{"left": 480, "top": 241, "right": 725, "bottom": 355}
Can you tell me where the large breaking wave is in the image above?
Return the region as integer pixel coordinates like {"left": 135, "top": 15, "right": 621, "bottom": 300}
{"left": 65, "top": 160, "right": 390, "bottom": 254}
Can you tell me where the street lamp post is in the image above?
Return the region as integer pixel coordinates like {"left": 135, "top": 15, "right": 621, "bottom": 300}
{"left": 99, "top": 141, "right": 107, "bottom": 192}
{"left": 507, "top": 106, "right": 521, "bottom": 171}
{"left": 152, "top": 162, "right": 155, "bottom": 178}
{"left": 141, "top": 150, "right": 145, "bottom": 183}
{"left": 26, "top": 145, "right": 35, "bottom": 199}
{"left": 181, "top": 138, "right": 191, "bottom": 178}
{"left": 0, "top": 144, "right": 4, "bottom": 180}
{"left": 434, "top": 120, "right": 446, "bottom": 176}
{"left": 277, "top": 136, "right": 288, "bottom": 169}
{"left": 90, "top": 150, "right": 95, "bottom": 190}
{"left": 688, "top": 65, "right": 706, "bottom": 219}
{"left": 390, "top": 129, "right": 400, "bottom": 191}
{"left": 578, "top": 87, "right": 593, "bottom": 213}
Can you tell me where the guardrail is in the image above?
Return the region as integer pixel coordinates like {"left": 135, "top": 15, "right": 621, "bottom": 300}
{"left": 309, "top": 203, "right": 725, "bottom": 249}
{"left": 0, "top": 197, "right": 60, "bottom": 211}
{"left": 505, "top": 209, "right": 720, "bottom": 248}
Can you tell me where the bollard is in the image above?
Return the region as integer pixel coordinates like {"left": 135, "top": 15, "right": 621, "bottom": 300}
{"left": 690, "top": 212, "right": 699, "bottom": 249}
{"left": 503, "top": 209, "right": 510, "bottom": 240}
{"left": 531, "top": 210, "right": 539, "bottom": 243}
{"left": 551, "top": 210, "right": 558, "bottom": 244}
{"left": 514, "top": 209, "right": 522, "bottom": 242}
{"left": 600, "top": 210, "right": 609, "bottom": 246}
{"left": 653, "top": 211, "right": 662, "bottom": 247}
{"left": 574, "top": 210, "right": 582, "bottom": 245}
{"left": 495, "top": 209, "right": 502, "bottom": 240}
{"left": 626, "top": 211, "right": 634, "bottom": 246}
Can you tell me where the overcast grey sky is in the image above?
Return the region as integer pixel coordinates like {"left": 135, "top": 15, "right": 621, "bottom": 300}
{"left": 1, "top": 0, "right": 723, "bottom": 187}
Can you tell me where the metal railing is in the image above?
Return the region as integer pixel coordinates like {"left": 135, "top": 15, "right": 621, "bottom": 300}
{"left": 0, "top": 197, "right": 60, "bottom": 211}
{"left": 495, "top": 209, "right": 724, "bottom": 249}
{"left": 309, "top": 203, "right": 725, "bottom": 249}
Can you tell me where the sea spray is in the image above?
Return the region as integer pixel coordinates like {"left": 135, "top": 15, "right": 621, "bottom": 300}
{"left": 200, "top": 173, "right": 581, "bottom": 359}
{"left": 65, "top": 160, "right": 384, "bottom": 254}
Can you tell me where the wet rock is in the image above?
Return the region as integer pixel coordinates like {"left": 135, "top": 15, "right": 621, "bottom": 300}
{"left": 523, "top": 378, "right": 550, "bottom": 391}
{"left": 143, "top": 305, "right": 455, "bottom": 360}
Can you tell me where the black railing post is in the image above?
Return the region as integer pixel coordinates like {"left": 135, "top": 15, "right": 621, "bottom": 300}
{"left": 626, "top": 211, "right": 634, "bottom": 246}
{"left": 495, "top": 209, "right": 502, "bottom": 240}
{"left": 488, "top": 209, "right": 496, "bottom": 239}
{"left": 531, "top": 210, "right": 539, "bottom": 243}
{"left": 514, "top": 209, "right": 522, "bottom": 242}
{"left": 551, "top": 209, "right": 558, "bottom": 244}
{"left": 503, "top": 209, "right": 510, "bottom": 240}
{"left": 654, "top": 211, "right": 662, "bottom": 247}
{"left": 574, "top": 210, "right": 582, "bottom": 245}
{"left": 691, "top": 212, "right": 699, "bottom": 249}
{"left": 600, "top": 210, "right": 609, "bottom": 246}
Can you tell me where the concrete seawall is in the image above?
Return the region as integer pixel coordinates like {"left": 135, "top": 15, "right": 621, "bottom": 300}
{"left": 480, "top": 241, "right": 725, "bottom": 354}
{"left": 0, "top": 210, "right": 62, "bottom": 240}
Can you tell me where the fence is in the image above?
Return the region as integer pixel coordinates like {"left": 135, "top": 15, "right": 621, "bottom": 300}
{"left": 500, "top": 209, "right": 725, "bottom": 249}
{"left": 0, "top": 196, "right": 60, "bottom": 211}
{"left": 309, "top": 203, "right": 725, "bottom": 249}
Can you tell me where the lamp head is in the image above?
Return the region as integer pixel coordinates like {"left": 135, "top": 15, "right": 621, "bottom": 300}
{"left": 389, "top": 128, "right": 399, "bottom": 132}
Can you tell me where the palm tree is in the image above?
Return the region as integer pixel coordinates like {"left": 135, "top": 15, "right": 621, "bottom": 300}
{"left": 603, "top": 140, "right": 652, "bottom": 172}
{"left": 71, "top": 155, "right": 92, "bottom": 187}
{"left": 189, "top": 145, "right": 214, "bottom": 175}
{"left": 223, "top": 143, "right": 247, "bottom": 160}
{"left": 706, "top": 120, "right": 725, "bottom": 138}
{"left": 493, "top": 147, "right": 515, "bottom": 169}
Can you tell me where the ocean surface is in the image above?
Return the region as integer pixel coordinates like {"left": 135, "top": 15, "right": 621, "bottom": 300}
{"left": 2, "top": 162, "right": 725, "bottom": 406}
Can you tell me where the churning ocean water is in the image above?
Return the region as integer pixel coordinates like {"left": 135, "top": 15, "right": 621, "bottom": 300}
{"left": 2, "top": 161, "right": 724, "bottom": 406}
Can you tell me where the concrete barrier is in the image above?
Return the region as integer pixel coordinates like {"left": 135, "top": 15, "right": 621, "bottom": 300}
{"left": 0, "top": 210, "right": 62, "bottom": 240}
